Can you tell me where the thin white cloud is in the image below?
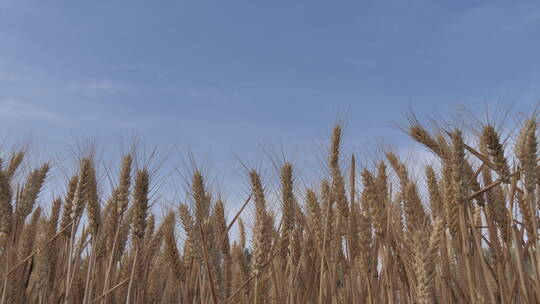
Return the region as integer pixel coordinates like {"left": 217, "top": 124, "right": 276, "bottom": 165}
{"left": 66, "top": 80, "right": 130, "bottom": 97}
{"left": 0, "top": 70, "right": 20, "bottom": 82}
{"left": 113, "top": 63, "right": 165, "bottom": 79}
{"left": 444, "top": 4, "right": 540, "bottom": 36}
{"left": 0, "top": 0, "right": 19, "bottom": 9}
{"left": 522, "top": 11, "right": 540, "bottom": 23}
{"left": 0, "top": 100, "right": 60, "bottom": 122}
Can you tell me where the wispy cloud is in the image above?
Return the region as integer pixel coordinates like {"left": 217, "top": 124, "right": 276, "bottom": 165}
{"left": 66, "top": 80, "right": 131, "bottom": 97}
{"left": 0, "top": 0, "right": 19, "bottom": 9}
{"left": 444, "top": 4, "right": 540, "bottom": 36}
{"left": 0, "top": 70, "right": 20, "bottom": 83}
{"left": 0, "top": 100, "right": 60, "bottom": 122}
{"left": 113, "top": 63, "right": 165, "bottom": 79}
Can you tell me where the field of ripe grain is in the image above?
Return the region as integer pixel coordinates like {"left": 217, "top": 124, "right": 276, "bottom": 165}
{"left": 1, "top": 115, "right": 539, "bottom": 303}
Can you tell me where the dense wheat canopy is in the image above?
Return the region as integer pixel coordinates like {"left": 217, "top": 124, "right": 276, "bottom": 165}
{"left": 0, "top": 111, "right": 539, "bottom": 304}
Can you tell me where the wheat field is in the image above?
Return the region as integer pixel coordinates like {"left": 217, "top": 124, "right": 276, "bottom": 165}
{"left": 0, "top": 113, "right": 539, "bottom": 303}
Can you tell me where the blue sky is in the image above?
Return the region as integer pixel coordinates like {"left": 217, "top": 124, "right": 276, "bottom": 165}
{"left": 1, "top": 1, "right": 540, "bottom": 208}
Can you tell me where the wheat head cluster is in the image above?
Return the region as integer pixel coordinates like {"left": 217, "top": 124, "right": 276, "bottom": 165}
{"left": 0, "top": 113, "right": 539, "bottom": 304}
